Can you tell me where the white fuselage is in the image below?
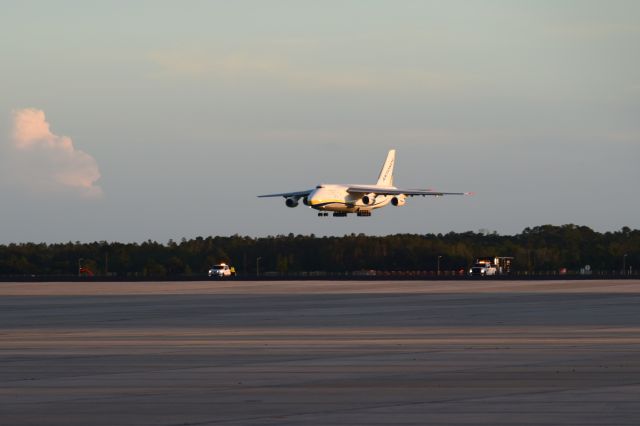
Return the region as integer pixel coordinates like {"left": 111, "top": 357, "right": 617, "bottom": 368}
{"left": 307, "top": 184, "right": 393, "bottom": 213}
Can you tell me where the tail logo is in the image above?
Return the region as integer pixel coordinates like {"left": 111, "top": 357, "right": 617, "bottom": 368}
{"left": 376, "top": 149, "right": 396, "bottom": 186}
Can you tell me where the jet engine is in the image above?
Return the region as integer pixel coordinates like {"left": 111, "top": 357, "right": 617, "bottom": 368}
{"left": 302, "top": 196, "right": 310, "bottom": 206}
{"left": 391, "top": 195, "right": 406, "bottom": 206}
{"left": 285, "top": 197, "right": 299, "bottom": 208}
{"left": 361, "top": 193, "right": 376, "bottom": 205}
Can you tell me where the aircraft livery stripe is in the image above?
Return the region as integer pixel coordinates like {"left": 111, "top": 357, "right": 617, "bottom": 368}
{"left": 312, "top": 199, "right": 388, "bottom": 208}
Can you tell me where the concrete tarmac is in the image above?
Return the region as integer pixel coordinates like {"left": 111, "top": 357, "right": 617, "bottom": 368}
{"left": 1, "top": 280, "right": 639, "bottom": 425}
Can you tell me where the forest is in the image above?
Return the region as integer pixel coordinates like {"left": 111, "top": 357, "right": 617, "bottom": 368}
{"left": 0, "top": 225, "right": 637, "bottom": 278}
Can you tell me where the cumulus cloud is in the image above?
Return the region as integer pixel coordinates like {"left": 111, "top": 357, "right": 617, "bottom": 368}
{"left": 3, "top": 108, "right": 102, "bottom": 198}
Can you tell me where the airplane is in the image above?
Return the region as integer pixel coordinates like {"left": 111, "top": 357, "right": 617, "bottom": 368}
{"left": 258, "top": 149, "right": 472, "bottom": 217}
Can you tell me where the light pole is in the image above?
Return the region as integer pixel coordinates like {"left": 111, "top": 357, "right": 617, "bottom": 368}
{"left": 623, "top": 254, "right": 627, "bottom": 276}
{"left": 437, "top": 256, "right": 442, "bottom": 276}
{"left": 256, "top": 256, "right": 262, "bottom": 278}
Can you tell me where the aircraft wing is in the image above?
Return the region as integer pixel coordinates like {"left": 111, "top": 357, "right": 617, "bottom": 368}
{"left": 346, "top": 185, "right": 472, "bottom": 197}
{"left": 257, "top": 189, "right": 313, "bottom": 198}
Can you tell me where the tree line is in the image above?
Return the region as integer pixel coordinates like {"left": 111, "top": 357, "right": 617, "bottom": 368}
{"left": 0, "top": 225, "right": 637, "bottom": 277}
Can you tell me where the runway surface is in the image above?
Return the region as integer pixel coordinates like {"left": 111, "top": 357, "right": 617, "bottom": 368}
{"left": 1, "top": 280, "right": 639, "bottom": 425}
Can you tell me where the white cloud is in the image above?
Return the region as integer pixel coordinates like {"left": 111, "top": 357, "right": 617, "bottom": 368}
{"left": 545, "top": 22, "right": 640, "bottom": 40}
{"left": 150, "top": 49, "right": 374, "bottom": 90}
{"left": 3, "top": 108, "right": 102, "bottom": 198}
{"left": 149, "top": 49, "right": 462, "bottom": 93}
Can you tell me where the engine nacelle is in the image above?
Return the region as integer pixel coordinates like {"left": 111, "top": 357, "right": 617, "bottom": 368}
{"left": 361, "top": 193, "right": 375, "bottom": 205}
{"left": 285, "top": 197, "right": 299, "bottom": 208}
{"left": 302, "top": 196, "right": 310, "bottom": 206}
{"left": 391, "top": 195, "right": 406, "bottom": 206}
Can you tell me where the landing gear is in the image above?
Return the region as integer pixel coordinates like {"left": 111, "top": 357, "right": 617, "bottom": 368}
{"left": 356, "top": 210, "right": 372, "bottom": 217}
{"left": 332, "top": 212, "right": 348, "bottom": 217}
{"left": 318, "top": 212, "right": 329, "bottom": 217}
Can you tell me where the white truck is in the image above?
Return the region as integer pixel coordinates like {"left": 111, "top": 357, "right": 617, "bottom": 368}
{"left": 208, "top": 263, "right": 236, "bottom": 278}
{"left": 469, "top": 257, "right": 513, "bottom": 276}
{"left": 469, "top": 259, "right": 497, "bottom": 276}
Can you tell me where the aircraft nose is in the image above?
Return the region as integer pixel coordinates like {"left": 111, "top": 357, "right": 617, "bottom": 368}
{"left": 307, "top": 190, "right": 320, "bottom": 207}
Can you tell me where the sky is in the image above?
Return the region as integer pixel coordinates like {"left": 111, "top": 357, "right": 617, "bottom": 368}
{"left": 1, "top": 1, "right": 638, "bottom": 243}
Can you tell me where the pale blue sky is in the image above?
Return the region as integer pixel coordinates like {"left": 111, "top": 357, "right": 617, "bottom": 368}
{"left": 1, "top": 1, "right": 638, "bottom": 243}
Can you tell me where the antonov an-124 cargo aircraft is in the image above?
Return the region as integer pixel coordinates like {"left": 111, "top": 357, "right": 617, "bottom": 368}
{"left": 258, "top": 149, "right": 472, "bottom": 217}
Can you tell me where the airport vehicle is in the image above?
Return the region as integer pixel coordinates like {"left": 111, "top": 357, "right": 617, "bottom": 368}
{"left": 469, "top": 260, "right": 497, "bottom": 276}
{"left": 258, "top": 149, "right": 472, "bottom": 217}
{"left": 208, "top": 263, "right": 236, "bottom": 278}
{"left": 469, "top": 257, "right": 513, "bottom": 276}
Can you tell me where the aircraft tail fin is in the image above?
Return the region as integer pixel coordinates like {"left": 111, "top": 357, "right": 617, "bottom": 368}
{"left": 376, "top": 149, "right": 396, "bottom": 186}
